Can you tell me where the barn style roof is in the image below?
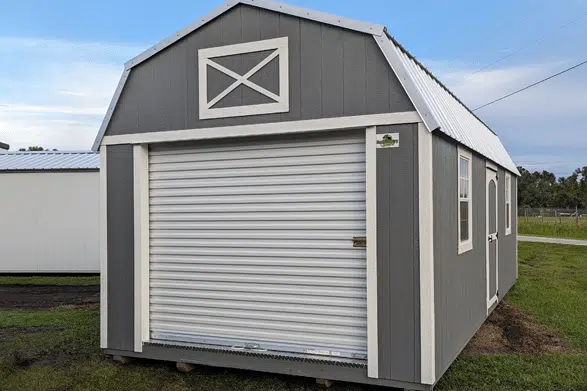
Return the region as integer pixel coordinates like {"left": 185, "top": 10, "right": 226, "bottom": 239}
{"left": 92, "top": 0, "right": 519, "bottom": 175}
{"left": 0, "top": 151, "right": 99, "bottom": 171}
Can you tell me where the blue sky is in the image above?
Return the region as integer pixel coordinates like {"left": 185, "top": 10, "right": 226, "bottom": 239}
{"left": 1, "top": 0, "right": 586, "bottom": 176}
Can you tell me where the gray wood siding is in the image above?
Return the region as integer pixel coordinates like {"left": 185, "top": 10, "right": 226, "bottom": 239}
{"left": 377, "top": 124, "right": 420, "bottom": 382}
{"left": 106, "top": 145, "right": 135, "bottom": 351}
{"left": 103, "top": 4, "right": 413, "bottom": 137}
{"left": 432, "top": 133, "right": 518, "bottom": 380}
{"left": 432, "top": 133, "right": 487, "bottom": 379}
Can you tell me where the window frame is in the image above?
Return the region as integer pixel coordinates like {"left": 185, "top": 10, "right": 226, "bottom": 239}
{"left": 505, "top": 173, "right": 512, "bottom": 235}
{"left": 457, "top": 147, "right": 473, "bottom": 254}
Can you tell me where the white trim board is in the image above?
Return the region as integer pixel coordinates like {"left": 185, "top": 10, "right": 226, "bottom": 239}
{"left": 99, "top": 146, "right": 108, "bottom": 349}
{"left": 102, "top": 112, "right": 420, "bottom": 146}
{"left": 92, "top": 70, "right": 130, "bottom": 151}
{"left": 418, "top": 123, "right": 435, "bottom": 384}
{"left": 133, "top": 145, "right": 150, "bottom": 353}
{"left": 198, "top": 37, "right": 289, "bottom": 119}
{"left": 365, "top": 126, "right": 378, "bottom": 379}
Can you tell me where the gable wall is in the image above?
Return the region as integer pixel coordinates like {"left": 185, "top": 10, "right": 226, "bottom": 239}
{"left": 104, "top": 4, "right": 414, "bottom": 137}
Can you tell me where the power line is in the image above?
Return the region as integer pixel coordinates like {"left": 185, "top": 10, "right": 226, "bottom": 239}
{"left": 454, "top": 11, "right": 587, "bottom": 87}
{"left": 472, "top": 59, "right": 587, "bottom": 111}
{"left": 444, "top": 0, "right": 547, "bottom": 69}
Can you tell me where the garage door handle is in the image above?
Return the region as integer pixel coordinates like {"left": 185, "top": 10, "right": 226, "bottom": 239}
{"left": 352, "top": 237, "right": 367, "bottom": 247}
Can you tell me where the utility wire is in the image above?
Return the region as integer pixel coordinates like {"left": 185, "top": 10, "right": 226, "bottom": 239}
{"left": 444, "top": 0, "right": 547, "bottom": 69}
{"left": 472, "top": 59, "right": 587, "bottom": 111}
{"left": 462, "top": 12, "right": 587, "bottom": 81}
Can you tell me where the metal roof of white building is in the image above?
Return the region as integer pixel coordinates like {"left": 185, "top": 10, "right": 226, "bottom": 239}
{"left": 378, "top": 33, "right": 520, "bottom": 175}
{"left": 91, "top": 0, "right": 519, "bottom": 175}
{"left": 0, "top": 151, "right": 100, "bottom": 171}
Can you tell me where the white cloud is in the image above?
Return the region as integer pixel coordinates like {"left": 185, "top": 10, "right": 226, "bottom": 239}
{"left": 0, "top": 37, "right": 145, "bottom": 151}
{"left": 425, "top": 58, "right": 587, "bottom": 176}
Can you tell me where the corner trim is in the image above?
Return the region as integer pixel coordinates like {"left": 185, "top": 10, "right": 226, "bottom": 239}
{"left": 99, "top": 145, "right": 108, "bottom": 349}
{"left": 102, "top": 112, "right": 420, "bottom": 146}
{"left": 365, "top": 126, "right": 378, "bottom": 379}
{"left": 133, "top": 145, "right": 150, "bottom": 353}
{"left": 417, "top": 123, "right": 435, "bottom": 384}
{"left": 92, "top": 69, "right": 130, "bottom": 152}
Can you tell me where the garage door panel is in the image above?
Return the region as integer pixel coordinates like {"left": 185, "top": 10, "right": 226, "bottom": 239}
{"left": 149, "top": 162, "right": 365, "bottom": 181}
{"left": 149, "top": 131, "right": 367, "bottom": 360}
{"left": 150, "top": 132, "right": 363, "bottom": 155}
{"left": 150, "top": 322, "right": 366, "bottom": 351}
{"left": 150, "top": 247, "right": 365, "bottom": 259}
{"left": 150, "top": 153, "right": 364, "bottom": 173}
{"left": 150, "top": 304, "right": 364, "bottom": 327}
{"left": 150, "top": 271, "right": 365, "bottom": 287}
{"left": 149, "top": 182, "right": 364, "bottom": 197}
{"left": 149, "top": 143, "right": 364, "bottom": 165}
{"left": 150, "top": 202, "right": 365, "bottom": 214}
{"left": 150, "top": 192, "right": 365, "bottom": 206}
{"left": 150, "top": 230, "right": 364, "bottom": 240}
{"left": 150, "top": 255, "right": 364, "bottom": 267}
{"left": 150, "top": 211, "right": 365, "bottom": 222}
{"left": 150, "top": 263, "right": 365, "bottom": 278}
{"left": 149, "top": 280, "right": 366, "bottom": 298}
{"left": 149, "top": 172, "right": 365, "bottom": 189}
{"left": 150, "top": 297, "right": 367, "bottom": 318}
{"left": 150, "top": 288, "right": 366, "bottom": 308}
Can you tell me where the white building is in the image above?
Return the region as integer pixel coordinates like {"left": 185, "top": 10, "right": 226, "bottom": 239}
{"left": 0, "top": 151, "right": 100, "bottom": 273}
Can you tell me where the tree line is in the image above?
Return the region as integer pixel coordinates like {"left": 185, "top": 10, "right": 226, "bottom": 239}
{"left": 518, "top": 166, "right": 587, "bottom": 209}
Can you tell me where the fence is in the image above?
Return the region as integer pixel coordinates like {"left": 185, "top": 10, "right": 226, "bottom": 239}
{"left": 519, "top": 207, "right": 586, "bottom": 227}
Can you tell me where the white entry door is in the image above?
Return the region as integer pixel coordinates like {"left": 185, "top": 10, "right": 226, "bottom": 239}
{"left": 486, "top": 167, "right": 499, "bottom": 310}
{"left": 147, "top": 130, "right": 368, "bottom": 361}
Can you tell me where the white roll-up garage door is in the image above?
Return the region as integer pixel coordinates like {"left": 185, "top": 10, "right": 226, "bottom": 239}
{"left": 148, "top": 130, "right": 367, "bottom": 361}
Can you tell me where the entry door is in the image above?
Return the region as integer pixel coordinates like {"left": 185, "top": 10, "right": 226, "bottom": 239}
{"left": 486, "top": 167, "right": 498, "bottom": 309}
{"left": 147, "top": 130, "right": 367, "bottom": 362}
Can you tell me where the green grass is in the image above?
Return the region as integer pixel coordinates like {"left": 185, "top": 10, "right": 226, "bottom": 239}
{"left": 2, "top": 243, "right": 587, "bottom": 390}
{"left": 437, "top": 242, "right": 587, "bottom": 391}
{"left": 518, "top": 216, "right": 587, "bottom": 240}
{"left": 0, "top": 275, "right": 99, "bottom": 285}
{"left": 507, "top": 242, "right": 587, "bottom": 350}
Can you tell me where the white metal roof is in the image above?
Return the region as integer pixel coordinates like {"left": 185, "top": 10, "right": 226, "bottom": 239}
{"left": 91, "top": 0, "right": 519, "bottom": 176}
{"left": 0, "top": 151, "right": 99, "bottom": 171}
{"left": 377, "top": 33, "right": 519, "bottom": 175}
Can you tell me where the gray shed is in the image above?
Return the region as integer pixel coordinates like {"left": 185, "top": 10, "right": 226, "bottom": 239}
{"left": 94, "top": 1, "right": 519, "bottom": 389}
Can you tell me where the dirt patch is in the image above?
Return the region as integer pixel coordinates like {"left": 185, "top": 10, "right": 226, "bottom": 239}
{"left": 0, "top": 284, "right": 99, "bottom": 309}
{"left": 464, "top": 300, "right": 575, "bottom": 355}
{"left": 0, "top": 326, "right": 65, "bottom": 341}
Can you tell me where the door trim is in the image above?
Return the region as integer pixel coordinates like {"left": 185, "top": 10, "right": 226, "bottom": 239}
{"left": 366, "top": 126, "right": 378, "bottom": 378}
{"left": 486, "top": 167, "right": 499, "bottom": 312}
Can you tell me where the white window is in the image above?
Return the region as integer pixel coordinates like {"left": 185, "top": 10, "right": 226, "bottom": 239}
{"left": 458, "top": 147, "right": 473, "bottom": 254}
{"left": 505, "top": 173, "right": 512, "bottom": 235}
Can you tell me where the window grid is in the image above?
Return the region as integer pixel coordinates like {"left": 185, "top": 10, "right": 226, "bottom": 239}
{"left": 458, "top": 147, "right": 473, "bottom": 254}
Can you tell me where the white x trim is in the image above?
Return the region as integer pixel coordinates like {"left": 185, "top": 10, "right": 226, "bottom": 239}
{"left": 198, "top": 37, "right": 289, "bottom": 119}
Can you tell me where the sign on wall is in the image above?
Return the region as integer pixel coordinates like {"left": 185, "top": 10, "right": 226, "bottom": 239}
{"left": 198, "top": 37, "right": 289, "bottom": 120}
{"left": 376, "top": 133, "right": 399, "bottom": 148}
